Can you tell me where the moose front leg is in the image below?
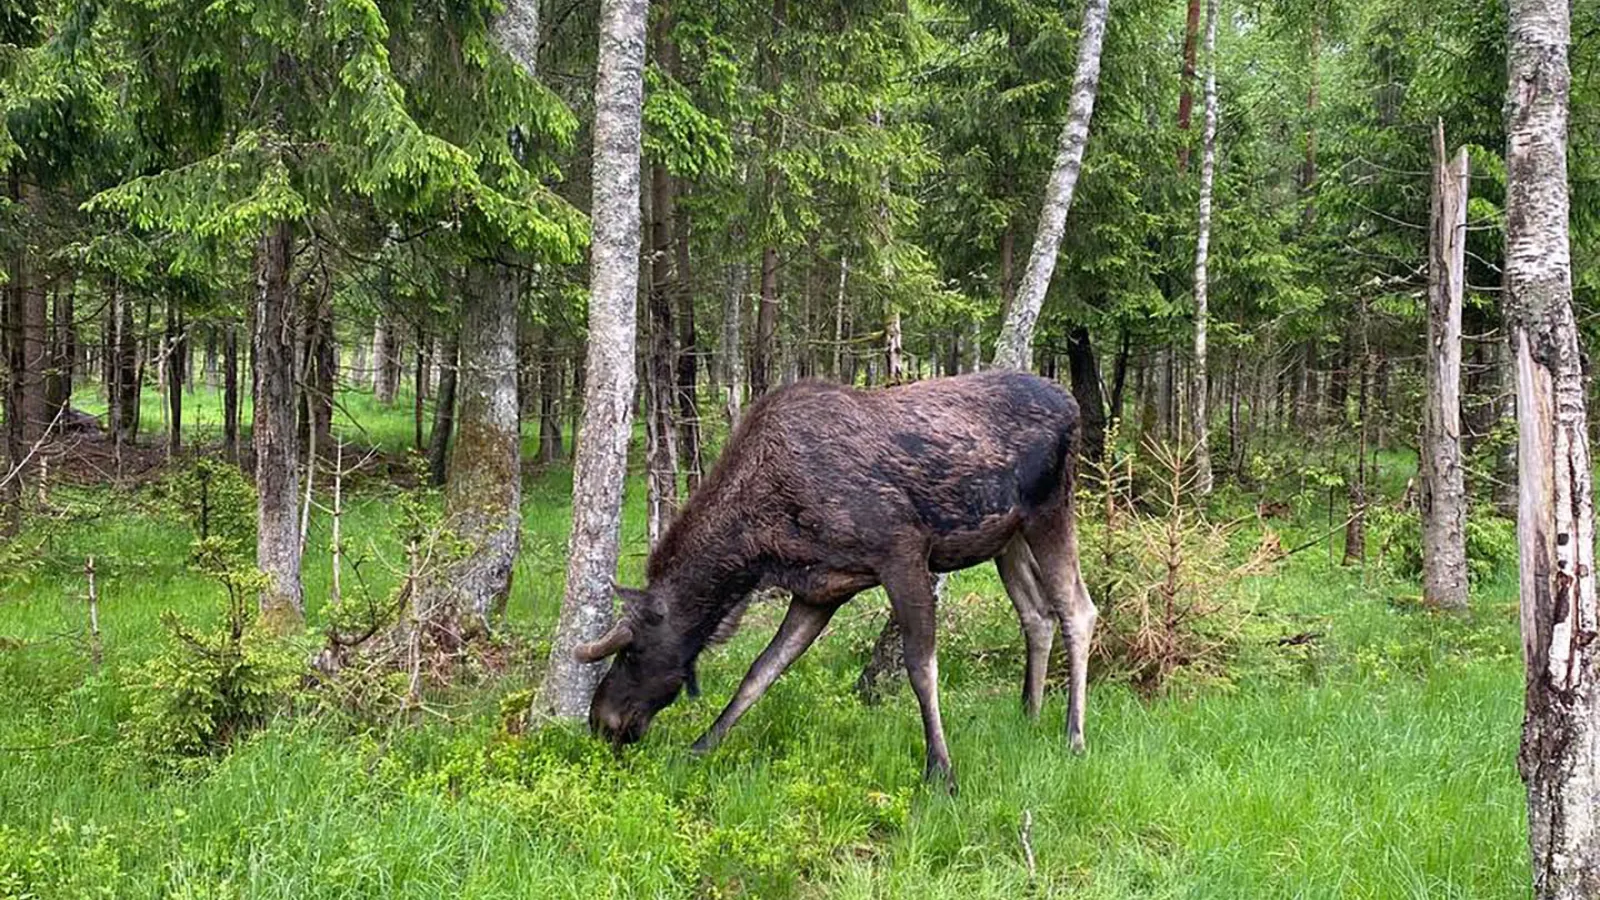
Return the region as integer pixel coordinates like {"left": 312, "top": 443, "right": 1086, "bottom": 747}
{"left": 691, "top": 601, "right": 837, "bottom": 754}
{"left": 881, "top": 562, "right": 956, "bottom": 792}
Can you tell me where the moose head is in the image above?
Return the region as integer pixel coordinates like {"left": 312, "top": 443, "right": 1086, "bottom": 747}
{"left": 575, "top": 586, "right": 700, "bottom": 746}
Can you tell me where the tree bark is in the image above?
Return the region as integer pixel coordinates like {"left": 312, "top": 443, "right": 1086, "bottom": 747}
{"left": 722, "top": 263, "right": 745, "bottom": 425}
{"left": 1189, "top": 0, "right": 1218, "bottom": 493}
{"left": 427, "top": 328, "right": 459, "bottom": 486}
{"left": 1506, "top": 0, "right": 1600, "bottom": 894}
{"left": 646, "top": 161, "right": 681, "bottom": 548}
{"left": 1421, "top": 123, "right": 1470, "bottom": 611}
{"left": 1067, "top": 326, "right": 1107, "bottom": 462}
{"left": 538, "top": 0, "right": 647, "bottom": 720}
{"left": 752, "top": 246, "right": 779, "bottom": 395}
{"left": 422, "top": 265, "right": 522, "bottom": 632}
{"left": 1176, "top": 0, "right": 1202, "bottom": 171}
{"left": 166, "top": 298, "right": 184, "bottom": 455}
{"left": 254, "top": 219, "right": 303, "bottom": 629}
{"left": 992, "top": 0, "right": 1109, "bottom": 370}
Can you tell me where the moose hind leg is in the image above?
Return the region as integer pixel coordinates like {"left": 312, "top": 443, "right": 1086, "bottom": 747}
{"left": 1025, "top": 511, "right": 1097, "bottom": 755}
{"left": 691, "top": 601, "right": 837, "bottom": 754}
{"left": 997, "top": 537, "right": 1054, "bottom": 720}
{"left": 881, "top": 560, "right": 956, "bottom": 791}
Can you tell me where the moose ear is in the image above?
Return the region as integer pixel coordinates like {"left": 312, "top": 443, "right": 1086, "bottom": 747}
{"left": 574, "top": 619, "right": 634, "bottom": 663}
{"left": 612, "top": 583, "right": 649, "bottom": 605}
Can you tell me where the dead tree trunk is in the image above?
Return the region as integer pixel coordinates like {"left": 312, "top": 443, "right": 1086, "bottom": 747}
{"left": 538, "top": 0, "right": 647, "bottom": 720}
{"left": 1505, "top": 0, "right": 1600, "bottom": 893}
{"left": 1421, "top": 123, "right": 1469, "bottom": 611}
{"left": 254, "top": 219, "right": 304, "bottom": 629}
{"left": 992, "top": 0, "right": 1109, "bottom": 370}
{"left": 752, "top": 247, "right": 779, "bottom": 395}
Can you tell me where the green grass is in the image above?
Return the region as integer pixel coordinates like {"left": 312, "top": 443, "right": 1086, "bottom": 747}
{"left": 0, "top": 391, "right": 1530, "bottom": 898}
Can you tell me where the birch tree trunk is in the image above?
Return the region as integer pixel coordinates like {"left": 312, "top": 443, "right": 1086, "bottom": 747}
{"left": 1421, "top": 123, "right": 1469, "bottom": 611}
{"left": 1506, "top": 0, "right": 1600, "bottom": 894}
{"left": 1189, "top": 0, "right": 1218, "bottom": 495}
{"left": 992, "top": 0, "right": 1110, "bottom": 371}
{"left": 538, "top": 0, "right": 647, "bottom": 720}
{"left": 254, "top": 219, "right": 304, "bottom": 629}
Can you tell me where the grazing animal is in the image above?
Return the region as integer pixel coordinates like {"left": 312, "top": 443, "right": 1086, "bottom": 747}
{"left": 577, "top": 370, "right": 1096, "bottom": 789}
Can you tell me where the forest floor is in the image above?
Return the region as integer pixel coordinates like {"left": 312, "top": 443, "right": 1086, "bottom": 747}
{"left": 0, "top": 386, "right": 1528, "bottom": 898}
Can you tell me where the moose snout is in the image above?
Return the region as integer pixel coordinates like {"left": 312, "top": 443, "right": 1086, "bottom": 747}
{"left": 590, "top": 702, "right": 646, "bottom": 746}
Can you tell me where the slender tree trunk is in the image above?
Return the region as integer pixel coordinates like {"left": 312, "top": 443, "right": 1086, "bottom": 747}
{"left": 833, "top": 257, "right": 848, "bottom": 380}
{"left": 539, "top": 0, "right": 647, "bottom": 719}
{"left": 1176, "top": 0, "right": 1202, "bottom": 171}
{"left": 17, "top": 184, "right": 49, "bottom": 447}
{"left": 1189, "top": 0, "right": 1218, "bottom": 493}
{"left": 223, "top": 320, "right": 239, "bottom": 460}
{"left": 166, "top": 299, "right": 183, "bottom": 455}
{"left": 885, "top": 311, "right": 905, "bottom": 383}
{"left": 753, "top": 247, "right": 779, "bottom": 395}
{"left": 674, "top": 222, "right": 702, "bottom": 493}
{"left": 1506, "top": 0, "right": 1600, "bottom": 893}
{"left": 1421, "top": 123, "right": 1470, "bottom": 611}
{"left": 722, "top": 264, "right": 745, "bottom": 425}
{"left": 993, "top": 0, "right": 1109, "bottom": 371}
{"left": 50, "top": 279, "right": 74, "bottom": 413}
{"left": 538, "top": 334, "right": 564, "bottom": 464}
{"left": 1067, "top": 326, "right": 1107, "bottom": 462}
{"left": 646, "top": 161, "right": 681, "bottom": 548}
{"left": 254, "top": 219, "right": 303, "bottom": 628}
{"left": 427, "top": 328, "right": 459, "bottom": 486}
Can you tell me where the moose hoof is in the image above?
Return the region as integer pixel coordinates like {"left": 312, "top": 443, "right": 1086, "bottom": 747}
{"left": 1068, "top": 735, "right": 1087, "bottom": 757}
{"left": 924, "top": 761, "right": 958, "bottom": 796}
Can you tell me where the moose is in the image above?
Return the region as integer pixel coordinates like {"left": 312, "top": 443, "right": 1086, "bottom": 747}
{"left": 576, "top": 369, "right": 1096, "bottom": 790}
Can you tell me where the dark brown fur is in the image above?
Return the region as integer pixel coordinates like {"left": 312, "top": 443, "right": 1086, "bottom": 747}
{"left": 581, "top": 370, "right": 1098, "bottom": 789}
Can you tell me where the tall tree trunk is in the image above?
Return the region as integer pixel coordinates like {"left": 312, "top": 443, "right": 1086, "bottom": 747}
{"left": 115, "top": 285, "right": 139, "bottom": 443}
{"left": 1189, "top": 0, "right": 1218, "bottom": 494}
{"left": 1421, "top": 123, "right": 1469, "bottom": 611}
{"left": 223, "top": 320, "right": 239, "bottom": 460}
{"left": 752, "top": 247, "right": 779, "bottom": 395}
{"left": 833, "top": 257, "right": 848, "bottom": 380}
{"left": 537, "top": 330, "right": 564, "bottom": 464}
{"left": 17, "top": 183, "right": 49, "bottom": 447}
{"left": 885, "top": 311, "right": 905, "bottom": 383}
{"left": 166, "top": 299, "right": 183, "bottom": 456}
{"left": 1302, "top": 16, "right": 1321, "bottom": 226}
{"left": 722, "top": 263, "right": 745, "bottom": 425}
{"left": 1176, "top": 0, "right": 1202, "bottom": 171}
{"left": 673, "top": 199, "right": 702, "bottom": 493}
{"left": 993, "top": 0, "right": 1109, "bottom": 370}
{"left": 646, "top": 160, "right": 680, "bottom": 548}
{"left": 254, "top": 219, "right": 303, "bottom": 629}
{"left": 420, "top": 265, "right": 523, "bottom": 636}
{"left": 538, "top": 0, "right": 647, "bottom": 719}
{"left": 1506, "top": 0, "right": 1600, "bottom": 894}
{"left": 375, "top": 316, "right": 402, "bottom": 405}
{"left": 427, "top": 328, "right": 459, "bottom": 486}
{"left": 50, "top": 279, "right": 74, "bottom": 413}
{"left": 1067, "top": 326, "right": 1107, "bottom": 462}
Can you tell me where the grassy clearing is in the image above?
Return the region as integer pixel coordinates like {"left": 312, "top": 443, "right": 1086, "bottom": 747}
{"left": 1, "top": 388, "right": 1528, "bottom": 897}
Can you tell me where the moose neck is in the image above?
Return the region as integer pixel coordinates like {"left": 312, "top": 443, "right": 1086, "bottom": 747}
{"left": 647, "top": 505, "right": 767, "bottom": 657}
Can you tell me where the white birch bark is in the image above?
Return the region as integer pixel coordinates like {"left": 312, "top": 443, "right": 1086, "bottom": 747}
{"left": 1422, "top": 123, "right": 1469, "bottom": 611}
{"left": 1505, "top": 0, "right": 1600, "bottom": 894}
{"left": 992, "top": 0, "right": 1110, "bottom": 371}
{"left": 1189, "top": 0, "right": 1218, "bottom": 495}
{"left": 537, "top": 0, "right": 648, "bottom": 719}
